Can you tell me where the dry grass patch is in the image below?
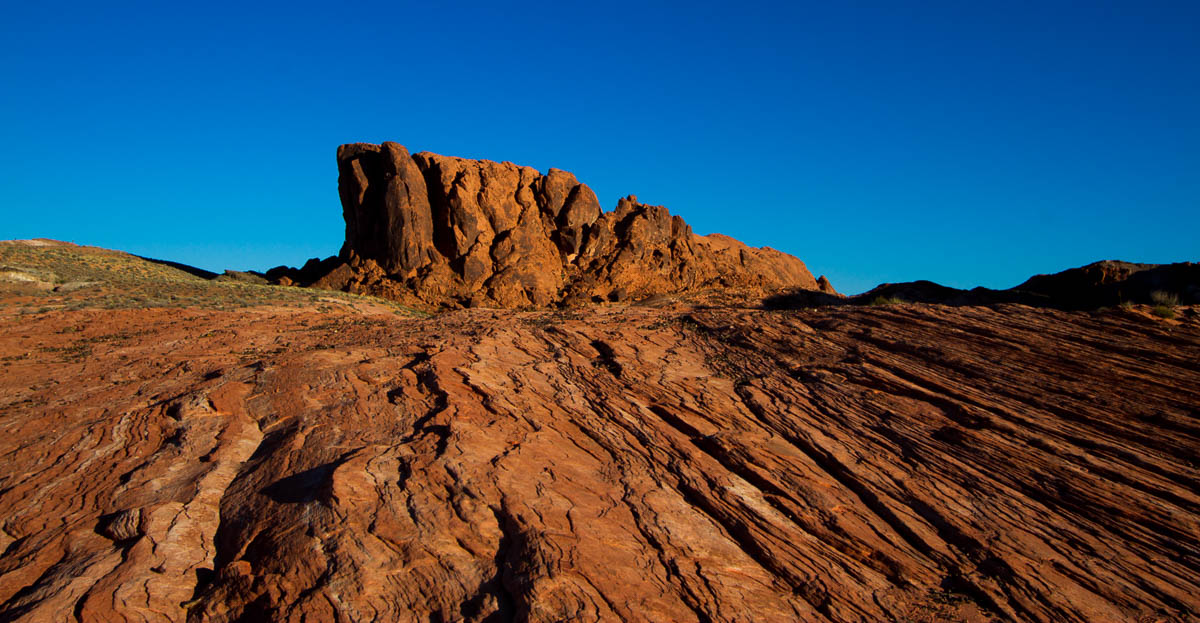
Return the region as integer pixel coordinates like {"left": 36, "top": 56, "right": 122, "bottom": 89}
{"left": 0, "top": 241, "right": 426, "bottom": 317}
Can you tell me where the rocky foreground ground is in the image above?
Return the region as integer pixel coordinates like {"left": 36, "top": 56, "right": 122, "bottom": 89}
{"left": 1, "top": 271, "right": 1197, "bottom": 621}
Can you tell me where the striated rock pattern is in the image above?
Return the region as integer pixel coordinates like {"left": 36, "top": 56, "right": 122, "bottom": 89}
{"left": 2, "top": 300, "right": 1198, "bottom": 622}
{"left": 288, "top": 142, "right": 826, "bottom": 308}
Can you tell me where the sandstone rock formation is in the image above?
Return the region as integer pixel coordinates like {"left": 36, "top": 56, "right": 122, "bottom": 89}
{"left": 1, "top": 282, "right": 1198, "bottom": 621}
{"left": 275, "top": 142, "right": 829, "bottom": 309}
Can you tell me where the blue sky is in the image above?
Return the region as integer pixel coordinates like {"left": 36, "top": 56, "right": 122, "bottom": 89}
{"left": 2, "top": 1, "right": 1197, "bottom": 294}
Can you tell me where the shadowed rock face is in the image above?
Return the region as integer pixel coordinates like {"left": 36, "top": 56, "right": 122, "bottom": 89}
{"left": 1, "top": 300, "right": 1198, "bottom": 622}
{"left": 1013, "top": 260, "right": 1200, "bottom": 308}
{"left": 338, "top": 142, "right": 438, "bottom": 276}
{"left": 305, "top": 142, "right": 827, "bottom": 308}
{"left": 766, "top": 260, "right": 1200, "bottom": 311}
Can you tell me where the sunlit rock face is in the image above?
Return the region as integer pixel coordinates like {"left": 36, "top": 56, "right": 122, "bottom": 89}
{"left": 319, "top": 141, "right": 823, "bottom": 309}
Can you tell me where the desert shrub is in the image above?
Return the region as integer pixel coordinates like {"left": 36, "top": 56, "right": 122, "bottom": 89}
{"left": 868, "top": 295, "right": 905, "bottom": 306}
{"left": 1150, "top": 291, "right": 1179, "bottom": 307}
{"left": 1152, "top": 305, "right": 1177, "bottom": 319}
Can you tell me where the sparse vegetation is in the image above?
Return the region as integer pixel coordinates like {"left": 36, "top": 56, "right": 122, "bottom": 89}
{"left": 0, "top": 242, "right": 426, "bottom": 316}
{"left": 1150, "top": 290, "right": 1179, "bottom": 307}
{"left": 1152, "top": 305, "right": 1177, "bottom": 319}
{"left": 38, "top": 343, "right": 93, "bottom": 362}
{"left": 1150, "top": 290, "right": 1179, "bottom": 319}
{"left": 868, "top": 295, "right": 905, "bottom": 306}
{"left": 521, "top": 309, "right": 585, "bottom": 329}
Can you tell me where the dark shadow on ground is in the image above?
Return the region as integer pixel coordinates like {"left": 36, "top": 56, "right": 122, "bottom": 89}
{"left": 136, "top": 256, "right": 219, "bottom": 280}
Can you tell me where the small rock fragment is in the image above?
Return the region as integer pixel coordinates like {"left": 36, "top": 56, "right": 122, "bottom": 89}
{"left": 98, "top": 508, "right": 143, "bottom": 542}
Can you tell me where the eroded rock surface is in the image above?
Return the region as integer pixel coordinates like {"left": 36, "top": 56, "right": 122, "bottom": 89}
{"left": 2, "top": 299, "right": 1198, "bottom": 622}
{"left": 278, "top": 142, "right": 825, "bottom": 309}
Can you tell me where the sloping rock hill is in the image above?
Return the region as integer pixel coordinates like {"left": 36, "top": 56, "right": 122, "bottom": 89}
{"left": 271, "top": 142, "right": 833, "bottom": 309}
{"left": 1012, "top": 260, "right": 1200, "bottom": 309}
{"left": 766, "top": 260, "right": 1200, "bottom": 312}
{"left": 1, "top": 276, "right": 1198, "bottom": 621}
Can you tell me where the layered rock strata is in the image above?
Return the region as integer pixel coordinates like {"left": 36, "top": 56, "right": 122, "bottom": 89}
{"left": 1, "top": 300, "right": 1198, "bottom": 621}
{"left": 278, "top": 142, "right": 830, "bottom": 308}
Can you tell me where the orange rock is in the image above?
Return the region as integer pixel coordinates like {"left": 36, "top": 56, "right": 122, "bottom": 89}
{"left": 289, "top": 143, "right": 824, "bottom": 309}
{"left": 2, "top": 298, "right": 1198, "bottom": 621}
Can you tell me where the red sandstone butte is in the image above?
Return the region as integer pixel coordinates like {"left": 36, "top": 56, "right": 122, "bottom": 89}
{"left": 282, "top": 142, "right": 830, "bottom": 309}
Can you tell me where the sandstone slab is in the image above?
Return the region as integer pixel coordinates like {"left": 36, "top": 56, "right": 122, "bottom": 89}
{"left": 1, "top": 299, "right": 1197, "bottom": 622}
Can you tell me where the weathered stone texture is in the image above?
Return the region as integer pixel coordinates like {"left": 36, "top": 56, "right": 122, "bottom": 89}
{"left": 310, "top": 142, "right": 824, "bottom": 308}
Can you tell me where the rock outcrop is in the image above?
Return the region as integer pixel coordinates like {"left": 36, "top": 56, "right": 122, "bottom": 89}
{"left": 1012, "top": 259, "right": 1200, "bottom": 308}
{"left": 275, "top": 142, "right": 828, "bottom": 308}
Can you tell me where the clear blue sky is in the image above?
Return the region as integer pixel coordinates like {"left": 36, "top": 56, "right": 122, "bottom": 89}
{"left": 3, "top": 1, "right": 1197, "bottom": 294}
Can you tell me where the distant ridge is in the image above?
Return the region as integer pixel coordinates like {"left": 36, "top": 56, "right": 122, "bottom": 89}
{"left": 766, "top": 259, "right": 1200, "bottom": 310}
